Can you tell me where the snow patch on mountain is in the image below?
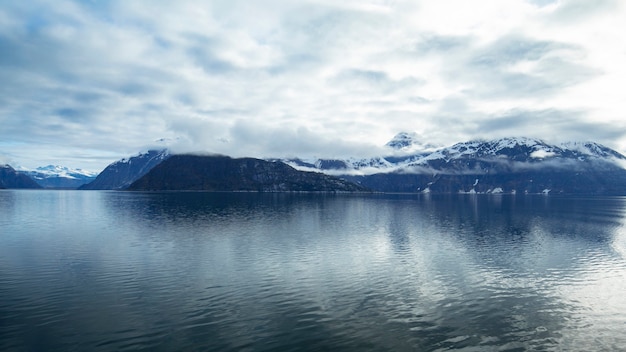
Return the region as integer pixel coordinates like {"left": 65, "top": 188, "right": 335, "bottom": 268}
{"left": 561, "top": 141, "right": 626, "bottom": 159}
{"left": 116, "top": 149, "right": 170, "bottom": 165}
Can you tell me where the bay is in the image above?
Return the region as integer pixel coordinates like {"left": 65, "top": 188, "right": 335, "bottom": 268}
{"left": 2, "top": 190, "right": 626, "bottom": 351}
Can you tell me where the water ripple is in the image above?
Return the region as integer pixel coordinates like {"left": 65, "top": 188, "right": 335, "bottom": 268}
{"left": 2, "top": 192, "right": 626, "bottom": 351}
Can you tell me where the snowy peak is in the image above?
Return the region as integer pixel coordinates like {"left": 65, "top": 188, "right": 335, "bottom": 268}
{"left": 439, "top": 137, "right": 555, "bottom": 160}
{"left": 386, "top": 132, "right": 420, "bottom": 149}
{"left": 33, "top": 165, "right": 98, "bottom": 178}
{"left": 115, "top": 149, "right": 170, "bottom": 165}
{"left": 385, "top": 132, "right": 439, "bottom": 153}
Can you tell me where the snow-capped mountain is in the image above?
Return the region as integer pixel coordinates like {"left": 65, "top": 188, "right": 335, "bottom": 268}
{"left": 280, "top": 134, "right": 626, "bottom": 195}
{"left": 281, "top": 132, "right": 444, "bottom": 175}
{"left": 32, "top": 165, "right": 98, "bottom": 178}
{"left": 79, "top": 149, "right": 170, "bottom": 190}
{"left": 402, "top": 137, "right": 626, "bottom": 174}
{"left": 431, "top": 137, "right": 626, "bottom": 162}
{"left": 18, "top": 165, "right": 98, "bottom": 189}
{"left": 7, "top": 133, "right": 626, "bottom": 194}
{"left": 283, "top": 135, "right": 626, "bottom": 176}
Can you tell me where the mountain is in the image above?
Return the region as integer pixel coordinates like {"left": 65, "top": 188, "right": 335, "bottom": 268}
{"left": 0, "top": 165, "right": 42, "bottom": 189}
{"left": 18, "top": 165, "right": 98, "bottom": 189}
{"left": 12, "top": 133, "right": 623, "bottom": 194}
{"left": 128, "top": 155, "right": 369, "bottom": 192}
{"left": 283, "top": 135, "right": 626, "bottom": 195}
{"left": 79, "top": 150, "right": 170, "bottom": 190}
{"left": 283, "top": 136, "right": 626, "bottom": 176}
{"left": 397, "top": 137, "right": 626, "bottom": 174}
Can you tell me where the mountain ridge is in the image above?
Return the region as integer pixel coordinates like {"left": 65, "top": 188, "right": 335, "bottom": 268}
{"left": 128, "top": 155, "right": 369, "bottom": 192}
{"left": 277, "top": 134, "right": 626, "bottom": 195}
{"left": 282, "top": 135, "right": 626, "bottom": 176}
{"left": 5, "top": 133, "right": 625, "bottom": 194}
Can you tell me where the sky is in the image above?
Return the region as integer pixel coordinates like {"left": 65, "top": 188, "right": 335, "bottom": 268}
{"left": 1, "top": 0, "right": 626, "bottom": 171}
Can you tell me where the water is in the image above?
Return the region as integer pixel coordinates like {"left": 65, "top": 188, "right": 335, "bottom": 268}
{"left": 2, "top": 191, "right": 626, "bottom": 351}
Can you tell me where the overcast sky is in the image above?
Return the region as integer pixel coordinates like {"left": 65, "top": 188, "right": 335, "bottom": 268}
{"left": 1, "top": 0, "right": 626, "bottom": 171}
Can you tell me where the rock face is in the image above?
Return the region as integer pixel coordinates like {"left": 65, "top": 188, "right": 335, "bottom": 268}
{"left": 0, "top": 165, "right": 42, "bottom": 189}
{"left": 80, "top": 150, "right": 169, "bottom": 190}
{"left": 128, "top": 155, "right": 369, "bottom": 192}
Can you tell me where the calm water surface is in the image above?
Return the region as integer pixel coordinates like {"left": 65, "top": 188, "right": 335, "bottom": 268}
{"left": 2, "top": 191, "right": 626, "bottom": 351}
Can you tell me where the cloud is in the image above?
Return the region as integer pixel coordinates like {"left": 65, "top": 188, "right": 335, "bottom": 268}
{"left": 530, "top": 150, "right": 556, "bottom": 158}
{"left": 0, "top": 151, "right": 15, "bottom": 166}
{"left": 472, "top": 109, "right": 626, "bottom": 144}
{"left": 551, "top": 0, "right": 620, "bottom": 22}
{"left": 414, "top": 33, "right": 471, "bottom": 54}
{"left": 447, "top": 34, "right": 599, "bottom": 99}
{"left": 224, "top": 120, "right": 384, "bottom": 159}
{"left": 1, "top": 0, "right": 626, "bottom": 170}
{"left": 526, "top": 0, "right": 558, "bottom": 7}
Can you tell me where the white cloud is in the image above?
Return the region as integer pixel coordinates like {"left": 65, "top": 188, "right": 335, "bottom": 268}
{"left": 530, "top": 150, "right": 557, "bottom": 159}
{"left": 1, "top": 0, "right": 626, "bottom": 170}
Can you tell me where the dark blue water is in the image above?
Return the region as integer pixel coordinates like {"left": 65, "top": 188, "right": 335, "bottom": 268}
{"left": 2, "top": 191, "right": 626, "bottom": 351}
